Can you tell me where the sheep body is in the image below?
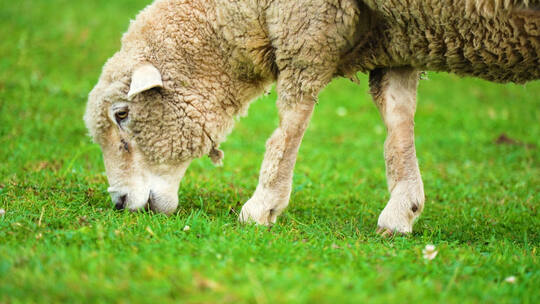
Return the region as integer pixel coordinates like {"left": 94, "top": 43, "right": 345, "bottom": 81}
{"left": 339, "top": 0, "right": 540, "bottom": 83}
{"left": 88, "top": 0, "right": 539, "bottom": 164}
{"left": 85, "top": 0, "right": 539, "bottom": 229}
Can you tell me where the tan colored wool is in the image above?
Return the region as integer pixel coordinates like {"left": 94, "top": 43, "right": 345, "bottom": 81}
{"left": 85, "top": 0, "right": 539, "bottom": 232}
{"left": 342, "top": 0, "right": 540, "bottom": 83}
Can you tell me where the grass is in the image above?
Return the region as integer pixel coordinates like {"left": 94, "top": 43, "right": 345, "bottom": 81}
{"left": 0, "top": 0, "right": 538, "bottom": 303}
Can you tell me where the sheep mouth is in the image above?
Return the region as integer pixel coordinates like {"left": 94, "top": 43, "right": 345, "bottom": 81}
{"left": 142, "top": 190, "right": 176, "bottom": 214}
{"left": 145, "top": 190, "right": 156, "bottom": 212}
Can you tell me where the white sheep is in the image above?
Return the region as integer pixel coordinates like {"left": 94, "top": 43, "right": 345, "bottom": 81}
{"left": 85, "top": 0, "right": 540, "bottom": 235}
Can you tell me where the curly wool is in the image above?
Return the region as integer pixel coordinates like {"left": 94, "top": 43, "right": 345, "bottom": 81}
{"left": 87, "top": 0, "right": 274, "bottom": 164}
{"left": 341, "top": 0, "right": 540, "bottom": 83}
{"left": 87, "top": 0, "right": 539, "bottom": 166}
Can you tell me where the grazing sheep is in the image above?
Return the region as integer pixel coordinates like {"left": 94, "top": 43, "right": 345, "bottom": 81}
{"left": 85, "top": 0, "right": 539, "bottom": 234}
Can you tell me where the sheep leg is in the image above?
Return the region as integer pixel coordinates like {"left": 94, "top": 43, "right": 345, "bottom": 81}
{"left": 239, "top": 89, "right": 316, "bottom": 225}
{"left": 369, "top": 67, "right": 425, "bottom": 235}
{"left": 238, "top": 0, "right": 353, "bottom": 225}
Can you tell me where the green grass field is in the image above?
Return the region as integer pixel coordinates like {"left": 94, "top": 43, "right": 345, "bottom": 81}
{"left": 1, "top": 0, "right": 539, "bottom": 303}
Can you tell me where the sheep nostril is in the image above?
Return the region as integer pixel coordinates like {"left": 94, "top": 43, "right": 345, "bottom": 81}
{"left": 115, "top": 194, "right": 127, "bottom": 210}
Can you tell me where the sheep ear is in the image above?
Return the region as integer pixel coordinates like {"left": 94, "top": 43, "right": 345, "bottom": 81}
{"left": 127, "top": 63, "right": 163, "bottom": 100}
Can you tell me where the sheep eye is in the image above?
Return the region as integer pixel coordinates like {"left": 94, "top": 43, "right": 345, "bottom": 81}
{"left": 115, "top": 110, "right": 128, "bottom": 123}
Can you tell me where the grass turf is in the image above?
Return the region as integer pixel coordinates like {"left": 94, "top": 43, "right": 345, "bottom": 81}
{"left": 0, "top": 0, "right": 538, "bottom": 303}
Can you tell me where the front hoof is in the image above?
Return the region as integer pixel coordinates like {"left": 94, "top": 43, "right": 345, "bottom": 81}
{"left": 239, "top": 199, "right": 275, "bottom": 226}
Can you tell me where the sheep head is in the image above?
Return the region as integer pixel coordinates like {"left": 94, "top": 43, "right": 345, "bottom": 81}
{"left": 84, "top": 57, "right": 210, "bottom": 214}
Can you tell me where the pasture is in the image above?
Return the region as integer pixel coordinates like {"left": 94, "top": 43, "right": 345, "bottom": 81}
{"left": 0, "top": 0, "right": 538, "bottom": 302}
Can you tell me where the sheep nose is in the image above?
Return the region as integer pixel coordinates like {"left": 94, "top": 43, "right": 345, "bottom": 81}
{"left": 114, "top": 194, "right": 128, "bottom": 210}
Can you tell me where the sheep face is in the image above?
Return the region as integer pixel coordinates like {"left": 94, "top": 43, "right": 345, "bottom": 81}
{"left": 85, "top": 62, "right": 193, "bottom": 214}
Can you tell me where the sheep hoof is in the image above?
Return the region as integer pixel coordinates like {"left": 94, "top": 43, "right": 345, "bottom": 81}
{"left": 376, "top": 181, "right": 423, "bottom": 236}
{"left": 376, "top": 226, "right": 409, "bottom": 238}
{"left": 238, "top": 198, "right": 277, "bottom": 226}
{"left": 376, "top": 204, "right": 414, "bottom": 236}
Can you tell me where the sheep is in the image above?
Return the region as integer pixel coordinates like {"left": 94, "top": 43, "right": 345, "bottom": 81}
{"left": 85, "top": 0, "right": 539, "bottom": 235}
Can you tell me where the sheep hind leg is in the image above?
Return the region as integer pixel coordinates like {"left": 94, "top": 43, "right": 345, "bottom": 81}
{"left": 369, "top": 67, "right": 425, "bottom": 235}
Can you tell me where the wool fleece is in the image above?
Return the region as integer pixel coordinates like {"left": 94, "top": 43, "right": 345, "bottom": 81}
{"left": 85, "top": 0, "right": 539, "bottom": 234}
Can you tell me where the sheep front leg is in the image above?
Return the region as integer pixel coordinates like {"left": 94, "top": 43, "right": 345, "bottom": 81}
{"left": 369, "top": 67, "right": 425, "bottom": 235}
{"left": 239, "top": 92, "right": 316, "bottom": 225}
